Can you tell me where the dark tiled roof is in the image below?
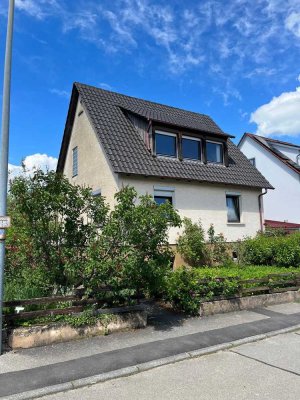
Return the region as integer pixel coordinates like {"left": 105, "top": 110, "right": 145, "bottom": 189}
{"left": 243, "top": 133, "right": 300, "bottom": 176}
{"left": 58, "top": 83, "right": 273, "bottom": 189}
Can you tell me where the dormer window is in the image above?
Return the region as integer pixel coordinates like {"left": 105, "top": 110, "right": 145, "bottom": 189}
{"left": 155, "top": 131, "right": 177, "bottom": 157}
{"left": 206, "top": 141, "right": 223, "bottom": 164}
{"left": 182, "top": 136, "right": 201, "bottom": 161}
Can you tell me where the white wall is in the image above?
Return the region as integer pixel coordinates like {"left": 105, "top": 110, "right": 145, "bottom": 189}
{"left": 239, "top": 137, "right": 300, "bottom": 223}
{"left": 63, "top": 99, "right": 119, "bottom": 205}
{"left": 120, "top": 176, "right": 261, "bottom": 243}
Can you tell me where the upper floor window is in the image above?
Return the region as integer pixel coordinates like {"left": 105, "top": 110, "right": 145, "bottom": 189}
{"left": 72, "top": 146, "right": 78, "bottom": 177}
{"left": 155, "top": 131, "right": 177, "bottom": 157}
{"left": 248, "top": 157, "right": 256, "bottom": 166}
{"left": 182, "top": 136, "right": 201, "bottom": 161}
{"left": 206, "top": 141, "right": 223, "bottom": 164}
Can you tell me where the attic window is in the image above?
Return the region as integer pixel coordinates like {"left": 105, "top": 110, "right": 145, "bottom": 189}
{"left": 182, "top": 136, "right": 201, "bottom": 161}
{"left": 72, "top": 146, "right": 78, "bottom": 177}
{"left": 155, "top": 131, "right": 177, "bottom": 157}
{"left": 206, "top": 141, "right": 223, "bottom": 164}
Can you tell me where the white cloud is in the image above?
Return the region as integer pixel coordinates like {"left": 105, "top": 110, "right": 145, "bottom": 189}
{"left": 15, "top": 0, "right": 59, "bottom": 20}
{"left": 99, "top": 82, "right": 112, "bottom": 90}
{"left": 49, "top": 88, "right": 69, "bottom": 98}
{"left": 250, "top": 86, "right": 300, "bottom": 137}
{"left": 8, "top": 154, "right": 58, "bottom": 181}
{"left": 285, "top": 12, "right": 300, "bottom": 38}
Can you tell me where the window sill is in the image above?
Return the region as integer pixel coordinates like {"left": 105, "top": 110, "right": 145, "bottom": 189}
{"left": 227, "top": 222, "right": 245, "bottom": 226}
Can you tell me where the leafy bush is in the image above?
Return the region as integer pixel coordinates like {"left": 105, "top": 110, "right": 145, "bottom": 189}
{"left": 177, "top": 218, "right": 206, "bottom": 267}
{"left": 207, "top": 224, "right": 232, "bottom": 266}
{"left": 83, "top": 187, "right": 181, "bottom": 298}
{"left": 239, "top": 233, "right": 300, "bottom": 267}
{"left": 164, "top": 267, "right": 239, "bottom": 315}
{"left": 5, "top": 172, "right": 181, "bottom": 302}
{"left": 6, "top": 170, "right": 108, "bottom": 295}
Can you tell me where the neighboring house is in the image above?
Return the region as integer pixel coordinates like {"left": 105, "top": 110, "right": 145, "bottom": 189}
{"left": 57, "top": 83, "right": 272, "bottom": 248}
{"left": 238, "top": 133, "right": 300, "bottom": 226}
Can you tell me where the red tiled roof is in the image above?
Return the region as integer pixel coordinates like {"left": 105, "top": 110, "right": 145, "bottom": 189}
{"left": 265, "top": 220, "right": 300, "bottom": 229}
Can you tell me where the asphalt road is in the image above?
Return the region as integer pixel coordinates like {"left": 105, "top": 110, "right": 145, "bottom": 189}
{"left": 38, "top": 331, "right": 300, "bottom": 400}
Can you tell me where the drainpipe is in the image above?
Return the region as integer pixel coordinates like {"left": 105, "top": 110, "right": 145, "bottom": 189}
{"left": 296, "top": 152, "right": 300, "bottom": 166}
{"left": 258, "top": 189, "right": 268, "bottom": 232}
{"left": 146, "top": 119, "right": 152, "bottom": 151}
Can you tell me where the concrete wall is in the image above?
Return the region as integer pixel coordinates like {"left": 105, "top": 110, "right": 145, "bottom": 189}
{"left": 63, "top": 99, "right": 119, "bottom": 206}
{"left": 239, "top": 137, "right": 300, "bottom": 223}
{"left": 120, "top": 176, "right": 261, "bottom": 243}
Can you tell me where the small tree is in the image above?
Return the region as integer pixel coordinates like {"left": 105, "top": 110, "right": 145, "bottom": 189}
{"left": 6, "top": 170, "right": 108, "bottom": 293}
{"left": 177, "top": 218, "right": 206, "bottom": 267}
{"left": 83, "top": 187, "right": 182, "bottom": 298}
{"left": 207, "top": 224, "right": 231, "bottom": 266}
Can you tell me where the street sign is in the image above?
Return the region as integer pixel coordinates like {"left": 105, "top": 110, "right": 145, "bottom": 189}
{"left": 0, "top": 216, "right": 11, "bottom": 229}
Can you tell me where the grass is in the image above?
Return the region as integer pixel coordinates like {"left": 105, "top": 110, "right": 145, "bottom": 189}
{"left": 190, "top": 265, "right": 300, "bottom": 280}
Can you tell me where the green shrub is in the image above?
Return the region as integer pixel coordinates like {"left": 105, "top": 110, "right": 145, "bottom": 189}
{"left": 207, "top": 224, "right": 232, "bottom": 266}
{"left": 164, "top": 267, "right": 239, "bottom": 315}
{"left": 177, "top": 218, "right": 206, "bottom": 267}
{"left": 82, "top": 186, "right": 181, "bottom": 298}
{"left": 240, "top": 233, "right": 300, "bottom": 267}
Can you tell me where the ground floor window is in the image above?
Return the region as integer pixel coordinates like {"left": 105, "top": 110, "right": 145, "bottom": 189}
{"left": 226, "top": 194, "right": 240, "bottom": 223}
{"left": 154, "top": 187, "right": 174, "bottom": 206}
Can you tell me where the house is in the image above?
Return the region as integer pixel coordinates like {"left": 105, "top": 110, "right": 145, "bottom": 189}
{"left": 238, "top": 133, "right": 300, "bottom": 227}
{"left": 57, "top": 83, "right": 272, "bottom": 247}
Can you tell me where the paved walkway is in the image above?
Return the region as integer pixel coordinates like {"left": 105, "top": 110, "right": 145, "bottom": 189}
{"left": 0, "top": 302, "right": 300, "bottom": 399}
{"left": 38, "top": 331, "right": 300, "bottom": 400}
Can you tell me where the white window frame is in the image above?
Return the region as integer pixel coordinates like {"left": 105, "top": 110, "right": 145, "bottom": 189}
{"left": 206, "top": 140, "right": 224, "bottom": 164}
{"left": 72, "top": 146, "right": 78, "bottom": 177}
{"left": 155, "top": 130, "right": 178, "bottom": 158}
{"left": 182, "top": 135, "right": 202, "bottom": 161}
{"left": 153, "top": 186, "right": 175, "bottom": 206}
{"left": 225, "top": 191, "right": 242, "bottom": 224}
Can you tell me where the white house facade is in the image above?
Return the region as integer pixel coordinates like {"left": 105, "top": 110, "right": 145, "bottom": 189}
{"left": 58, "top": 83, "right": 272, "bottom": 245}
{"left": 238, "top": 133, "right": 300, "bottom": 225}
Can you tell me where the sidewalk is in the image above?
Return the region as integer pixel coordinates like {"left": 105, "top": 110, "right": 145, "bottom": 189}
{"left": 1, "top": 302, "right": 300, "bottom": 399}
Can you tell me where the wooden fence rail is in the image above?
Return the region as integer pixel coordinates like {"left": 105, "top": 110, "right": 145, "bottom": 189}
{"left": 3, "top": 273, "right": 300, "bottom": 323}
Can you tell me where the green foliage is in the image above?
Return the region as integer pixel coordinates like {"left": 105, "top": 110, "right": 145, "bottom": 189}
{"left": 16, "top": 308, "right": 115, "bottom": 330}
{"left": 6, "top": 170, "right": 109, "bottom": 294}
{"left": 207, "top": 224, "right": 232, "bottom": 266}
{"left": 83, "top": 186, "right": 181, "bottom": 298}
{"left": 177, "top": 218, "right": 206, "bottom": 267}
{"left": 164, "top": 267, "right": 239, "bottom": 315}
{"left": 177, "top": 220, "right": 232, "bottom": 267}
{"left": 164, "top": 264, "right": 300, "bottom": 315}
{"left": 239, "top": 232, "right": 300, "bottom": 267}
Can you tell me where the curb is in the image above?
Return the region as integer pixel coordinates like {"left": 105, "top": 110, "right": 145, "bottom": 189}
{"left": 4, "top": 323, "right": 300, "bottom": 400}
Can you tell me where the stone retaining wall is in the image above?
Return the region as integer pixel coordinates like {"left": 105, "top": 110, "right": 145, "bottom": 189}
{"left": 199, "top": 290, "right": 300, "bottom": 316}
{"left": 8, "top": 308, "right": 147, "bottom": 349}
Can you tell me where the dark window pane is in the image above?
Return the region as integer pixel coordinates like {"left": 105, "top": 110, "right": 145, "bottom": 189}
{"left": 154, "top": 196, "right": 173, "bottom": 205}
{"left": 156, "top": 133, "right": 176, "bottom": 157}
{"left": 182, "top": 138, "right": 201, "bottom": 160}
{"left": 226, "top": 195, "right": 240, "bottom": 222}
{"left": 206, "top": 142, "right": 223, "bottom": 163}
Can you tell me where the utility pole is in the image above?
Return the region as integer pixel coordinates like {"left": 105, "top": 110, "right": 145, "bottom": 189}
{"left": 0, "top": 0, "right": 15, "bottom": 355}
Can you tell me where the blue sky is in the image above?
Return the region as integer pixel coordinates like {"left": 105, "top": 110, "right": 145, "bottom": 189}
{"left": 0, "top": 0, "right": 300, "bottom": 170}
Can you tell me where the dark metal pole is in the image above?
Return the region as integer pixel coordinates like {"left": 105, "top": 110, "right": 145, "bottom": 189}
{"left": 0, "top": 0, "right": 15, "bottom": 355}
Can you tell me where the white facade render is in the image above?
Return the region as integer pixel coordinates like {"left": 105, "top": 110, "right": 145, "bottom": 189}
{"left": 238, "top": 134, "right": 300, "bottom": 224}
{"left": 58, "top": 83, "right": 272, "bottom": 245}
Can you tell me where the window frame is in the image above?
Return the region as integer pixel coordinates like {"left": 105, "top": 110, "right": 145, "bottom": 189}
{"left": 153, "top": 186, "right": 175, "bottom": 206}
{"left": 72, "top": 146, "right": 78, "bottom": 177}
{"left": 248, "top": 157, "right": 256, "bottom": 166}
{"left": 181, "top": 135, "right": 202, "bottom": 162}
{"left": 226, "top": 193, "right": 241, "bottom": 223}
{"left": 154, "top": 130, "right": 178, "bottom": 158}
{"left": 206, "top": 140, "right": 224, "bottom": 165}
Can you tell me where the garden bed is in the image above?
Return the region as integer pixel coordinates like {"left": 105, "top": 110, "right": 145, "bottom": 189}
{"left": 7, "top": 305, "right": 148, "bottom": 349}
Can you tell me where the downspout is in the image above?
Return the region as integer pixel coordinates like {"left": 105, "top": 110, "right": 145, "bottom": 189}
{"left": 296, "top": 152, "right": 300, "bottom": 166}
{"left": 258, "top": 189, "right": 268, "bottom": 232}
{"left": 145, "top": 119, "right": 152, "bottom": 151}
